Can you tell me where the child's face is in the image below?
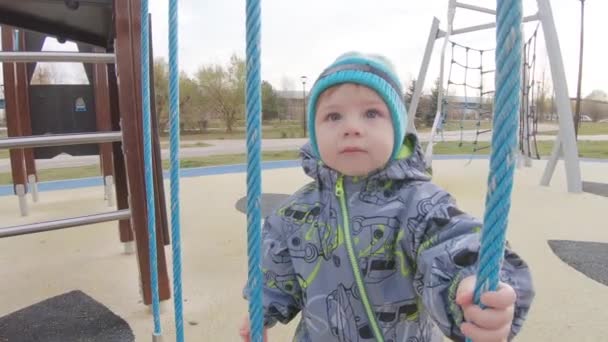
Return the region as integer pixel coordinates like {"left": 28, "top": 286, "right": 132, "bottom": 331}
{"left": 314, "top": 83, "right": 394, "bottom": 177}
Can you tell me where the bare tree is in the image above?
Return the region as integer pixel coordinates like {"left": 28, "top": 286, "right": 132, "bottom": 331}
{"left": 535, "top": 70, "right": 554, "bottom": 121}
{"left": 427, "top": 78, "right": 443, "bottom": 127}
{"left": 180, "top": 71, "right": 206, "bottom": 131}
{"left": 153, "top": 58, "right": 170, "bottom": 130}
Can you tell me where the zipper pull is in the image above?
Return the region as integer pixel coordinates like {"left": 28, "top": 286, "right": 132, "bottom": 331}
{"left": 335, "top": 175, "right": 344, "bottom": 197}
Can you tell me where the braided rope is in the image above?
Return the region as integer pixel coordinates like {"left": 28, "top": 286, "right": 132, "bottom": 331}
{"left": 168, "top": 0, "right": 185, "bottom": 340}
{"left": 245, "top": 0, "right": 264, "bottom": 340}
{"left": 468, "top": 3, "right": 522, "bottom": 342}
{"left": 140, "top": 0, "right": 162, "bottom": 336}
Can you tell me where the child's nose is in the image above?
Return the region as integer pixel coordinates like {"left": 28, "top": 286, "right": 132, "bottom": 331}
{"left": 343, "top": 118, "right": 362, "bottom": 137}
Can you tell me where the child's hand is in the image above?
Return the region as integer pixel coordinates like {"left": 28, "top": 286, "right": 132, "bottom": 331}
{"left": 239, "top": 316, "right": 268, "bottom": 341}
{"left": 456, "top": 276, "right": 516, "bottom": 342}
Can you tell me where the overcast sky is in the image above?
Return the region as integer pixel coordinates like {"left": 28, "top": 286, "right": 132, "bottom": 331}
{"left": 145, "top": 0, "right": 606, "bottom": 97}
{"left": 2, "top": 0, "right": 606, "bottom": 98}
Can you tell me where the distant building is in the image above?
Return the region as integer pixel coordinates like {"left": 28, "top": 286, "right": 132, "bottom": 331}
{"left": 443, "top": 95, "right": 492, "bottom": 121}
{"left": 277, "top": 90, "right": 307, "bottom": 121}
{"left": 568, "top": 98, "right": 608, "bottom": 122}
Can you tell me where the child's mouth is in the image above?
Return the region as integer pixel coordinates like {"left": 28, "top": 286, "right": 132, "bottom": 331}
{"left": 340, "top": 147, "right": 366, "bottom": 154}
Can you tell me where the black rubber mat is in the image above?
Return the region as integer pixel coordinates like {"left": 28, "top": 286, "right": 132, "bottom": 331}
{"left": 548, "top": 240, "right": 608, "bottom": 287}
{"left": 235, "top": 193, "right": 291, "bottom": 218}
{"left": 0, "top": 290, "right": 134, "bottom": 342}
{"left": 582, "top": 181, "right": 608, "bottom": 198}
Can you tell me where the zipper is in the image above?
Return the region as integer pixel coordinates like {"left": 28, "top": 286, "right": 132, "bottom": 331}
{"left": 335, "top": 175, "right": 385, "bottom": 342}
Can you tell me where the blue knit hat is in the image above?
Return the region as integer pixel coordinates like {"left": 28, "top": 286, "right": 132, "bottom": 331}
{"left": 307, "top": 52, "right": 407, "bottom": 160}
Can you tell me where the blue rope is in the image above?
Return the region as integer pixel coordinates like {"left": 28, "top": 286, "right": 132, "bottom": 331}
{"left": 168, "top": 0, "right": 185, "bottom": 340}
{"left": 468, "top": 1, "right": 521, "bottom": 341}
{"left": 245, "top": 0, "right": 263, "bottom": 340}
{"left": 140, "top": 0, "right": 162, "bottom": 336}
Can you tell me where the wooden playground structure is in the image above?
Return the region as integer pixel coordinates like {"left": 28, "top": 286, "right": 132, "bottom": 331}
{"left": 0, "top": 0, "right": 172, "bottom": 306}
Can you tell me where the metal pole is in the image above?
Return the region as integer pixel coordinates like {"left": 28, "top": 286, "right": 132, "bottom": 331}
{"left": 0, "top": 210, "right": 131, "bottom": 238}
{"left": 407, "top": 17, "right": 441, "bottom": 135}
{"left": 455, "top": 1, "right": 496, "bottom": 15}
{"left": 425, "top": 0, "right": 456, "bottom": 166}
{"left": 0, "top": 51, "right": 116, "bottom": 63}
{"left": 573, "top": 0, "right": 585, "bottom": 139}
{"left": 301, "top": 76, "right": 307, "bottom": 137}
{"left": 0, "top": 131, "right": 122, "bottom": 149}
{"left": 522, "top": 60, "right": 532, "bottom": 167}
{"left": 447, "top": 14, "right": 539, "bottom": 36}
{"left": 537, "top": 0, "right": 582, "bottom": 192}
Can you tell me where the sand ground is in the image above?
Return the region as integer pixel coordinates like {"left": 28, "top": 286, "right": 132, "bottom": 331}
{"left": 1, "top": 159, "right": 607, "bottom": 341}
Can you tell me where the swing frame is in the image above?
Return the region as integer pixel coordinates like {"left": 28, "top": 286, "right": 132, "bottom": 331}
{"left": 408, "top": 0, "right": 582, "bottom": 193}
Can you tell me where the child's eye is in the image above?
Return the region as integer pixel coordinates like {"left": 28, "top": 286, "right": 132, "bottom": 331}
{"left": 365, "top": 109, "right": 381, "bottom": 119}
{"left": 327, "top": 112, "right": 341, "bottom": 121}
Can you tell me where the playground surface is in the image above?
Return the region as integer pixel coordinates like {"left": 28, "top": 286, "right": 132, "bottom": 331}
{"left": 0, "top": 158, "right": 607, "bottom": 341}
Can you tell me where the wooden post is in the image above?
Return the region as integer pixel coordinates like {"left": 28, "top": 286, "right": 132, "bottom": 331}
{"left": 107, "top": 62, "right": 135, "bottom": 245}
{"left": 93, "top": 47, "right": 115, "bottom": 206}
{"left": 113, "top": 0, "right": 171, "bottom": 304}
{"left": 15, "top": 31, "right": 38, "bottom": 200}
{"left": 1, "top": 26, "right": 28, "bottom": 215}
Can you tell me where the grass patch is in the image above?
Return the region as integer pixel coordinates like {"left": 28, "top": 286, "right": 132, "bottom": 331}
{"left": 159, "top": 141, "right": 212, "bottom": 149}
{"left": 161, "top": 150, "right": 299, "bottom": 169}
{"left": 0, "top": 150, "right": 300, "bottom": 185}
{"left": 160, "top": 126, "right": 306, "bottom": 141}
{"left": 0, "top": 164, "right": 101, "bottom": 185}
{"left": 443, "top": 120, "right": 492, "bottom": 132}
{"left": 541, "top": 122, "right": 608, "bottom": 136}
{"left": 415, "top": 120, "right": 492, "bottom": 133}
{"left": 1, "top": 140, "right": 606, "bottom": 185}
{"left": 429, "top": 140, "right": 608, "bottom": 159}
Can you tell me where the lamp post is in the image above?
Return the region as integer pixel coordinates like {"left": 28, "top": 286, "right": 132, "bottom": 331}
{"left": 573, "top": 0, "right": 586, "bottom": 139}
{"left": 301, "top": 75, "right": 308, "bottom": 137}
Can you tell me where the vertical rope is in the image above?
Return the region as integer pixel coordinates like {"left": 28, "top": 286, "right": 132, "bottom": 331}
{"left": 519, "top": 42, "right": 528, "bottom": 154}
{"left": 529, "top": 25, "right": 541, "bottom": 159}
{"left": 245, "top": 0, "right": 263, "bottom": 341}
{"left": 473, "top": 50, "right": 490, "bottom": 153}
{"left": 140, "top": 0, "right": 162, "bottom": 336}
{"left": 468, "top": 2, "right": 522, "bottom": 342}
{"left": 459, "top": 47, "right": 470, "bottom": 147}
{"left": 168, "top": 0, "right": 184, "bottom": 340}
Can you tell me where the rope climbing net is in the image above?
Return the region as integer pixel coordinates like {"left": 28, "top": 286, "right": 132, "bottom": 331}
{"left": 441, "top": 41, "right": 496, "bottom": 153}
{"left": 437, "top": 22, "right": 541, "bottom": 161}
{"left": 520, "top": 23, "right": 542, "bottom": 160}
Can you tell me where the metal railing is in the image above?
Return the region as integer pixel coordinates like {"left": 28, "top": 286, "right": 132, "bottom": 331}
{"left": 0, "top": 210, "right": 131, "bottom": 238}
{"left": 0, "top": 51, "right": 116, "bottom": 63}
{"left": 0, "top": 132, "right": 122, "bottom": 149}
{"left": 447, "top": 14, "right": 539, "bottom": 36}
